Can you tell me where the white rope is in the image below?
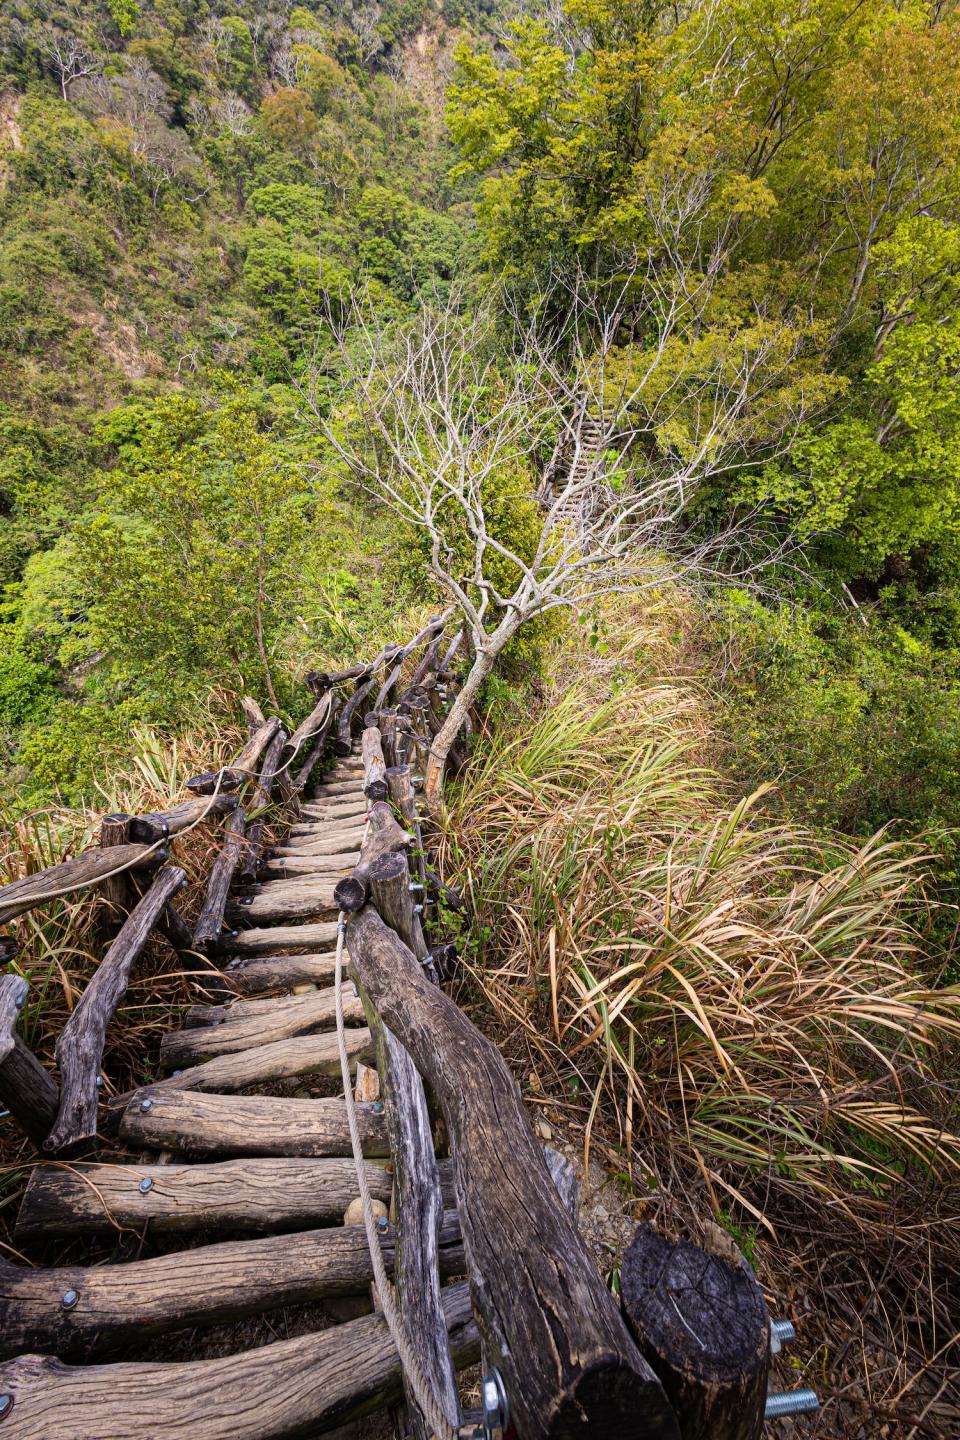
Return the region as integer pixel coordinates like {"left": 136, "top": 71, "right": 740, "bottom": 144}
{"left": 334, "top": 874, "right": 460, "bottom": 1440}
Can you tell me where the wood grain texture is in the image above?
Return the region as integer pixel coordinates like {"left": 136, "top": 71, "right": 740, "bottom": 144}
{"left": 281, "top": 828, "right": 366, "bottom": 855}
{"left": 0, "top": 1214, "right": 465, "bottom": 1360}
{"left": 346, "top": 905, "right": 679, "bottom": 1440}
{"left": 45, "top": 867, "right": 187, "bottom": 1153}
{"left": 225, "top": 921, "right": 340, "bottom": 953}
{"left": 14, "top": 1156, "right": 393, "bottom": 1239}
{"left": 283, "top": 690, "right": 332, "bottom": 765}
{"left": 185, "top": 717, "right": 281, "bottom": 795}
{"left": 192, "top": 807, "right": 246, "bottom": 950}
{"left": 221, "top": 952, "right": 339, "bottom": 993}
{"left": 0, "top": 1282, "right": 479, "bottom": 1440}
{"left": 0, "top": 976, "right": 59, "bottom": 1148}
{"left": 0, "top": 845, "right": 165, "bottom": 925}
{"left": 118, "top": 1089, "right": 389, "bottom": 1159}
{"left": 129, "top": 795, "right": 237, "bottom": 844}
{"left": 159, "top": 985, "right": 364, "bottom": 1067}
{"left": 238, "top": 723, "right": 287, "bottom": 886}
{"left": 262, "top": 854, "right": 357, "bottom": 878}
{"left": 361, "top": 726, "right": 388, "bottom": 801}
{"left": 231, "top": 877, "right": 339, "bottom": 924}
{"left": 149, "top": 1024, "right": 373, "bottom": 1093}
{"left": 621, "top": 1226, "right": 769, "bottom": 1440}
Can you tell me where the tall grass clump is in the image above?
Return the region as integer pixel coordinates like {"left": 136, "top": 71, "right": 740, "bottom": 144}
{"left": 445, "top": 602, "right": 960, "bottom": 1272}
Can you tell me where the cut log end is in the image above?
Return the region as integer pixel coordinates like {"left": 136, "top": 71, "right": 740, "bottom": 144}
{"left": 621, "top": 1223, "right": 769, "bottom": 1440}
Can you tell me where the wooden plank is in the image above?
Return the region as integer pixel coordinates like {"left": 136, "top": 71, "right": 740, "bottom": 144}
{"left": 262, "top": 855, "right": 357, "bottom": 878}
{"left": 149, "top": 1025, "right": 373, "bottom": 1093}
{"left": 159, "top": 986, "right": 365, "bottom": 1067}
{"left": 621, "top": 1226, "right": 769, "bottom": 1440}
{"left": 0, "top": 976, "right": 59, "bottom": 1148}
{"left": 45, "top": 868, "right": 187, "bottom": 1153}
{"left": 282, "top": 827, "right": 366, "bottom": 854}
{"left": 366, "top": 854, "right": 460, "bottom": 1439}
{"left": 0, "top": 846, "right": 166, "bottom": 926}
{"left": 14, "top": 1156, "right": 393, "bottom": 1240}
{"left": 0, "top": 1215, "right": 465, "bottom": 1360}
{"left": 346, "top": 906, "right": 679, "bottom": 1440}
{"left": 0, "top": 1282, "right": 479, "bottom": 1440}
{"left": 119, "top": 1089, "right": 389, "bottom": 1158}
{"left": 222, "top": 952, "right": 338, "bottom": 993}
{"left": 230, "top": 877, "right": 339, "bottom": 924}
{"left": 225, "top": 921, "right": 340, "bottom": 954}
{"left": 183, "top": 988, "right": 345, "bottom": 1026}
{"left": 192, "top": 808, "right": 245, "bottom": 950}
{"left": 283, "top": 690, "right": 333, "bottom": 765}
{"left": 128, "top": 795, "right": 237, "bottom": 844}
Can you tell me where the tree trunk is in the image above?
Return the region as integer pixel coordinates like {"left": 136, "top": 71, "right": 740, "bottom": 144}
{"left": 423, "top": 645, "right": 497, "bottom": 818}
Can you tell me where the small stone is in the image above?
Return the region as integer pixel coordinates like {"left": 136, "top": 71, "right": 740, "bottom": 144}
{"left": 536, "top": 1120, "right": 553, "bottom": 1141}
{"left": 343, "top": 1197, "right": 388, "bottom": 1227}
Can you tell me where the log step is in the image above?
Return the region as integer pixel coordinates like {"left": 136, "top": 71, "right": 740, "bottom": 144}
{"left": 230, "top": 878, "right": 339, "bottom": 924}
{"left": 262, "top": 854, "right": 358, "bottom": 877}
{"left": 14, "top": 1157, "right": 393, "bottom": 1240}
{"left": 118, "top": 1090, "right": 389, "bottom": 1159}
{"left": 222, "top": 952, "right": 339, "bottom": 994}
{"left": 227, "top": 922, "right": 340, "bottom": 954}
{"left": 0, "top": 1214, "right": 464, "bottom": 1360}
{"left": 150, "top": 1024, "right": 373, "bottom": 1094}
{"left": 159, "top": 986, "right": 365, "bottom": 1067}
{"left": 184, "top": 988, "right": 348, "bottom": 1026}
{"left": 281, "top": 831, "right": 366, "bottom": 855}
{"left": 0, "top": 1283, "right": 478, "bottom": 1440}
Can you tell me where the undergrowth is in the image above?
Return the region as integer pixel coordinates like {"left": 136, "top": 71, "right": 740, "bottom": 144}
{"left": 443, "top": 595, "right": 960, "bottom": 1437}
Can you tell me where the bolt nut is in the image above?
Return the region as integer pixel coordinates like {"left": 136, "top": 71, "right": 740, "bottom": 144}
{"left": 376, "top": 1215, "right": 389, "bottom": 1233}
{"left": 95, "top": 1075, "right": 103, "bottom": 1088}
{"left": 140, "top": 1099, "right": 153, "bottom": 1113}
{"left": 0, "top": 1393, "right": 13, "bottom": 1419}
{"left": 138, "top": 1177, "right": 153, "bottom": 1195}
{"left": 372, "top": 1100, "right": 385, "bottom": 1115}
{"left": 61, "top": 1288, "right": 79, "bottom": 1311}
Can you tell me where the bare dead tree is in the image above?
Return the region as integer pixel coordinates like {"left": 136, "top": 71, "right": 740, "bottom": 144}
{"left": 43, "top": 29, "right": 100, "bottom": 101}
{"left": 308, "top": 271, "right": 824, "bottom": 813}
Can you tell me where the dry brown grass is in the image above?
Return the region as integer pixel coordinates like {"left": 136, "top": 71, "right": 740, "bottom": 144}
{"left": 442, "top": 594, "right": 960, "bottom": 1438}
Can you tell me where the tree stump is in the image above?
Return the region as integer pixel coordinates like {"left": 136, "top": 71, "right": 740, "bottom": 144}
{"left": 620, "top": 1224, "right": 769, "bottom": 1440}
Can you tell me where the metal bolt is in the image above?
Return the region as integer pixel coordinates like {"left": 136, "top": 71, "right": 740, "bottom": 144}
{"left": 0, "top": 1393, "right": 13, "bottom": 1420}
{"left": 239, "top": 896, "right": 253, "bottom": 906}
{"left": 765, "top": 1389, "right": 819, "bottom": 1420}
{"left": 413, "top": 904, "right": 424, "bottom": 915}
{"left": 95, "top": 1075, "right": 103, "bottom": 1088}
{"left": 140, "top": 1099, "right": 153, "bottom": 1113}
{"left": 409, "top": 881, "right": 425, "bottom": 893}
{"left": 138, "top": 1177, "right": 153, "bottom": 1194}
{"left": 770, "top": 1318, "right": 796, "bottom": 1354}
{"left": 376, "top": 1215, "right": 389, "bottom": 1233}
{"left": 13, "top": 994, "right": 24, "bottom": 1009}
{"left": 61, "top": 1288, "right": 79, "bottom": 1310}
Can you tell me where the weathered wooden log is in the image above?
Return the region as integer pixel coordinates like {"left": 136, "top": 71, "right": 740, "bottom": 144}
{"left": 221, "top": 952, "right": 339, "bottom": 993}
{"left": 366, "top": 853, "right": 460, "bottom": 1438}
{"left": 346, "top": 907, "right": 679, "bottom": 1440}
{"left": 297, "top": 800, "right": 367, "bottom": 823}
{"left": 159, "top": 985, "right": 364, "bottom": 1067}
{"left": 15, "top": 1156, "right": 393, "bottom": 1240}
{"left": 149, "top": 1025, "right": 373, "bottom": 1094}
{"left": 284, "top": 689, "right": 333, "bottom": 764}
{"left": 44, "top": 867, "right": 187, "bottom": 1153}
{"left": 408, "top": 629, "right": 445, "bottom": 689}
{"left": 333, "top": 800, "right": 412, "bottom": 914}
{"left": 335, "top": 672, "right": 379, "bottom": 755}
{"left": 184, "top": 989, "right": 340, "bottom": 1026}
{"left": 0, "top": 934, "right": 20, "bottom": 963}
{"left": 0, "top": 976, "right": 59, "bottom": 1148}
{"left": 241, "top": 696, "right": 267, "bottom": 730}
{"left": 98, "top": 815, "right": 131, "bottom": 917}
{"left": 229, "top": 876, "right": 339, "bottom": 924}
{"left": 292, "top": 705, "right": 340, "bottom": 795}
{"left": 621, "top": 1226, "right": 769, "bottom": 1440}
{"left": 237, "top": 723, "right": 287, "bottom": 886}
{"left": 0, "top": 845, "right": 167, "bottom": 926}
{"left": 263, "top": 853, "right": 358, "bottom": 878}
{"left": 307, "top": 778, "right": 360, "bottom": 796}
{"left": 368, "top": 850, "right": 433, "bottom": 980}
{"left": 385, "top": 764, "right": 427, "bottom": 893}
{"left": 120, "top": 1089, "right": 388, "bottom": 1159}
{"left": 361, "top": 725, "right": 388, "bottom": 801}
{"left": 192, "top": 807, "right": 245, "bottom": 951}
{"left": 0, "top": 1214, "right": 465, "bottom": 1361}
{"left": 282, "top": 827, "right": 367, "bottom": 856}
{"left": 0, "top": 1281, "right": 479, "bottom": 1440}
{"left": 375, "top": 617, "right": 446, "bottom": 714}
{"left": 129, "top": 795, "right": 237, "bottom": 844}
{"left": 223, "top": 920, "right": 340, "bottom": 954}
{"left": 185, "top": 717, "right": 281, "bottom": 795}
